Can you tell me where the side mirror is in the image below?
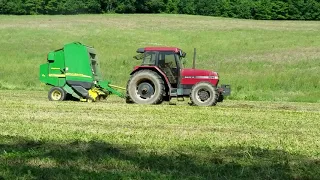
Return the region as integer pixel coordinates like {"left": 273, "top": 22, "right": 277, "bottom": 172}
{"left": 133, "top": 54, "right": 144, "bottom": 60}
{"left": 179, "top": 51, "right": 186, "bottom": 58}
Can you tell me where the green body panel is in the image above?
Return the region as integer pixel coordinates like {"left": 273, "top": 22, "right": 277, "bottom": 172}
{"left": 40, "top": 64, "right": 61, "bottom": 87}
{"left": 58, "top": 78, "right": 66, "bottom": 87}
{"left": 64, "top": 43, "right": 93, "bottom": 83}
{"left": 47, "top": 51, "right": 55, "bottom": 61}
{"left": 49, "top": 50, "right": 65, "bottom": 77}
{"left": 99, "top": 80, "right": 124, "bottom": 98}
{"left": 62, "top": 84, "right": 81, "bottom": 99}
{"left": 39, "top": 42, "right": 124, "bottom": 100}
{"left": 39, "top": 64, "right": 49, "bottom": 84}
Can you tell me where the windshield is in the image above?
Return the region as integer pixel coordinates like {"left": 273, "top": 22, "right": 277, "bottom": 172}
{"left": 135, "top": 50, "right": 184, "bottom": 68}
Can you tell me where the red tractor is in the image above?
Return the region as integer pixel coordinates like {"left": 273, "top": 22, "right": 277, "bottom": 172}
{"left": 126, "top": 47, "right": 231, "bottom": 106}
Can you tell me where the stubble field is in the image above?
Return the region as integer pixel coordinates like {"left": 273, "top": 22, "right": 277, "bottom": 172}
{"left": 0, "top": 90, "right": 319, "bottom": 179}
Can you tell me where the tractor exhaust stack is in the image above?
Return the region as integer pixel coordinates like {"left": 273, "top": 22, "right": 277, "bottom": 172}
{"left": 192, "top": 48, "right": 196, "bottom": 69}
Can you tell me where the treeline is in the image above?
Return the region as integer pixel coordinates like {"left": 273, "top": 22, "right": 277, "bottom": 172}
{"left": 1, "top": 0, "right": 320, "bottom": 20}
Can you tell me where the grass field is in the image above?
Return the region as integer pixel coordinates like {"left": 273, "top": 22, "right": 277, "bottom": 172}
{"left": 0, "top": 14, "right": 319, "bottom": 102}
{"left": 0, "top": 90, "right": 319, "bottom": 179}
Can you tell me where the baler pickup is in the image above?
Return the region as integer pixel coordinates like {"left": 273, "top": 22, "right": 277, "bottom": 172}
{"left": 39, "top": 42, "right": 124, "bottom": 102}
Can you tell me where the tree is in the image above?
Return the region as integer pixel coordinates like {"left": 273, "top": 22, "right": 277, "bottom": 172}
{"left": 195, "top": 0, "right": 220, "bottom": 16}
{"left": 0, "top": 0, "right": 26, "bottom": 14}
{"left": 115, "top": 0, "right": 136, "bottom": 13}
{"left": 178, "top": 0, "right": 195, "bottom": 14}
{"left": 303, "top": 0, "right": 320, "bottom": 20}
{"left": 253, "top": 0, "right": 273, "bottom": 20}
{"left": 25, "top": 0, "right": 45, "bottom": 14}
{"left": 218, "top": 0, "right": 232, "bottom": 17}
{"left": 230, "top": 0, "right": 254, "bottom": 19}
{"left": 147, "top": 0, "right": 166, "bottom": 13}
{"left": 100, "top": 0, "right": 117, "bottom": 13}
{"left": 85, "top": 0, "right": 101, "bottom": 13}
{"left": 270, "top": 1, "right": 289, "bottom": 20}
{"left": 287, "top": 0, "right": 303, "bottom": 20}
{"left": 0, "top": 0, "right": 319, "bottom": 20}
{"left": 165, "top": 0, "right": 179, "bottom": 14}
{"left": 45, "top": 0, "right": 60, "bottom": 14}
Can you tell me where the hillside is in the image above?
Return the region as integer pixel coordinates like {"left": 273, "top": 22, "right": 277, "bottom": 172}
{"left": 0, "top": 14, "right": 319, "bottom": 102}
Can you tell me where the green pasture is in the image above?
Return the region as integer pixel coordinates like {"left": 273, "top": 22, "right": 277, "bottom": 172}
{"left": 0, "top": 14, "right": 319, "bottom": 102}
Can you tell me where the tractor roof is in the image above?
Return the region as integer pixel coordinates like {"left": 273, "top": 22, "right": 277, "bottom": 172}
{"left": 137, "top": 47, "right": 181, "bottom": 53}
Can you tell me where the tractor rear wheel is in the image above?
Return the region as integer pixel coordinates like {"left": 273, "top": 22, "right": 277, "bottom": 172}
{"left": 190, "top": 82, "right": 218, "bottom": 106}
{"left": 48, "top": 87, "right": 66, "bottom": 101}
{"left": 127, "top": 70, "right": 165, "bottom": 105}
{"left": 125, "top": 79, "right": 134, "bottom": 104}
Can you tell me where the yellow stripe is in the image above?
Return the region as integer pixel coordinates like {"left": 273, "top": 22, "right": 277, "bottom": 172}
{"left": 50, "top": 68, "right": 60, "bottom": 70}
{"left": 49, "top": 73, "right": 92, "bottom": 78}
{"left": 65, "top": 73, "right": 92, "bottom": 78}
{"left": 109, "top": 84, "right": 126, "bottom": 90}
{"left": 49, "top": 74, "right": 66, "bottom": 78}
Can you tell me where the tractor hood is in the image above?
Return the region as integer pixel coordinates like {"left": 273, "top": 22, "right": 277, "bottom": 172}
{"left": 180, "top": 68, "right": 219, "bottom": 86}
{"left": 181, "top": 68, "right": 219, "bottom": 78}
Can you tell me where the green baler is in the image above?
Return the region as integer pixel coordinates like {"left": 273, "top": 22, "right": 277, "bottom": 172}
{"left": 39, "top": 42, "right": 124, "bottom": 102}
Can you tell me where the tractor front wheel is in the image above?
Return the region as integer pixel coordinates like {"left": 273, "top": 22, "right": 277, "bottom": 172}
{"left": 127, "top": 70, "right": 165, "bottom": 105}
{"left": 190, "top": 82, "right": 218, "bottom": 106}
{"left": 48, "top": 87, "right": 66, "bottom": 101}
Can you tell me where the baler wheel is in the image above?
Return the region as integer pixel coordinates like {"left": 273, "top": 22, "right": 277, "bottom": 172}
{"left": 87, "top": 97, "right": 94, "bottom": 103}
{"left": 48, "top": 87, "right": 66, "bottom": 101}
{"left": 98, "top": 95, "right": 108, "bottom": 101}
{"left": 190, "top": 82, "right": 218, "bottom": 106}
{"left": 127, "top": 70, "right": 165, "bottom": 105}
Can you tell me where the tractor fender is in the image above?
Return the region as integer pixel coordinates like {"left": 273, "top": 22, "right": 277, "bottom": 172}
{"left": 130, "top": 66, "right": 172, "bottom": 93}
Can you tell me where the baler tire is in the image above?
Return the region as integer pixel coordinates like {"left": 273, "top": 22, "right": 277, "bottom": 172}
{"left": 190, "top": 82, "right": 218, "bottom": 106}
{"left": 127, "top": 70, "right": 165, "bottom": 105}
{"left": 101, "top": 95, "right": 108, "bottom": 100}
{"left": 48, "top": 87, "right": 66, "bottom": 101}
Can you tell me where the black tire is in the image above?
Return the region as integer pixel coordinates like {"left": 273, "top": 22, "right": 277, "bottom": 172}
{"left": 125, "top": 97, "right": 134, "bottom": 104}
{"left": 48, "top": 87, "right": 67, "bottom": 101}
{"left": 190, "top": 82, "right": 218, "bottom": 106}
{"left": 127, "top": 70, "right": 165, "bottom": 105}
{"left": 217, "top": 93, "right": 224, "bottom": 102}
{"left": 125, "top": 79, "right": 134, "bottom": 104}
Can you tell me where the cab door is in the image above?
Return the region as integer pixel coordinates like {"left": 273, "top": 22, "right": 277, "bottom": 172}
{"left": 158, "top": 52, "right": 180, "bottom": 87}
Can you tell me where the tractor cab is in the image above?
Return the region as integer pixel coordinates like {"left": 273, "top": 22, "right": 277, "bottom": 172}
{"left": 134, "top": 47, "right": 186, "bottom": 87}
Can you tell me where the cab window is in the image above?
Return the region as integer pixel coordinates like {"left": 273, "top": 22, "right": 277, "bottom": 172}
{"left": 142, "top": 51, "right": 157, "bottom": 65}
{"left": 158, "top": 52, "right": 178, "bottom": 69}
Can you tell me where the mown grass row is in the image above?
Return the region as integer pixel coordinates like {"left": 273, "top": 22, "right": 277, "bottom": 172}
{"left": 0, "top": 14, "right": 319, "bottom": 102}
{"left": 0, "top": 90, "right": 319, "bottom": 179}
